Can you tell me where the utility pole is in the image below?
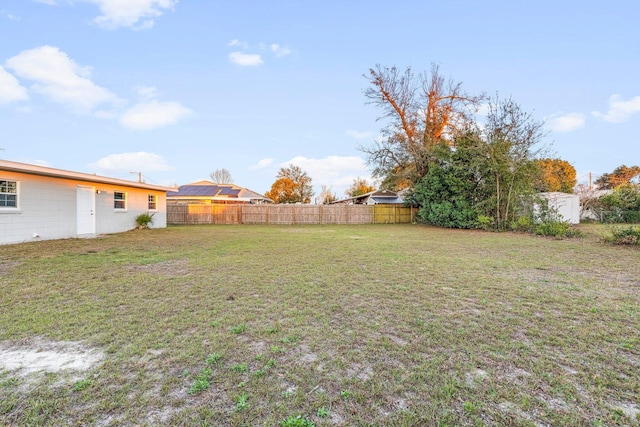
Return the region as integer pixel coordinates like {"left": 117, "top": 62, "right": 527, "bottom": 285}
{"left": 131, "top": 171, "right": 143, "bottom": 183}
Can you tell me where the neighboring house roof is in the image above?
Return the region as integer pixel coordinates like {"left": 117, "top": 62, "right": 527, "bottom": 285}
{"left": 167, "top": 180, "right": 273, "bottom": 203}
{"left": 0, "top": 160, "right": 172, "bottom": 192}
{"left": 331, "top": 190, "right": 404, "bottom": 205}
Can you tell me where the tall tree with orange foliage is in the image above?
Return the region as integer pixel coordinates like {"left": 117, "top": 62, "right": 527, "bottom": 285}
{"left": 345, "top": 177, "right": 376, "bottom": 197}
{"left": 595, "top": 165, "right": 640, "bottom": 189}
{"left": 361, "top": 64, "right": 485, "bottom": 189}
{"left": 265, "top": 177, "right": 298, "bottom": 204}
{"left": 533, "top": 158, "right": 576, "bottom": 193}
{"left": 265, "top": 165, "right": 314, "bottom": 203}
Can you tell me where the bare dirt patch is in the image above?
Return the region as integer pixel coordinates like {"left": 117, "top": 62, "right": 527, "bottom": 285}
{"left": 0, "top": 337, "right": 104, "bottom": 378}
{"left": 610, "top": 402, "right": 640, "bottom": 420}
{"left": 465, "top": 368, "right": 489, "bottom": 387}
{"left": 0, "top": 260, "right": 21, "bottom": 274}
{"left": 346, "top": 362, "right": 373, "bottom": 381}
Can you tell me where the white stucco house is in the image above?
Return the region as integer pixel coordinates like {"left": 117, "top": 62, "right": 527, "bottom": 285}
{"left": 0, "top": 160, "right": 172, "bottom": 245}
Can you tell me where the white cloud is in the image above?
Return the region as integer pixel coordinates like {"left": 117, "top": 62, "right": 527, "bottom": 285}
{"left": 228, "top": 51, "right": 263, "bottom": 67}
{"left": 1, "top": 10, "right": 20, "bottom": 20}
{"left": 227, "top": 39, "right": 249, "bottom": 49}
{"left": 34, "top": 0, "right": 58, "bottom": 5}
{"left": 249, "top": 158, "right": 274, "bottom": 170}
{"left": 346, "top": 129, "right": 375, "bottom": 140}
{"left": 134, "top": 85, "right": 158, "bottom": 99}
{"left": 90, "top": 152, "right": 174, "bottom": 172}
{"left": 270, "top": 44, "right": 291, "bottom": 57}
{"left": 592, "top": 94, "right": 640, "bottom": 123}
{"left": 547, "top": 112, "right": 585, "bottom": 133}
{"left": 0, "top": 66, "right": 28, "bottom": 103}
{"left": 281, "top": 155, "right": 373, "bottom": 197}
{"left": 5, "top": 45, "right": 118, "bottom": 111}
{"left": 119, "top": 100, "right": 191, "bottom": 130}
{"left": 87, "top": 0, "right": 177, "bottom": 30}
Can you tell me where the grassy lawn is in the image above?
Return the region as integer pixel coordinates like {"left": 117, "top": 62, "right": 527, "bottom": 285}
{"left": 0, "top": 224, "right": 638, "bottom": 426}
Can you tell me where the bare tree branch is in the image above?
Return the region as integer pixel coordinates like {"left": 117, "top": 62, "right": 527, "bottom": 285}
{"left": 362, "top": 64, "right": 486, "bottom": 187}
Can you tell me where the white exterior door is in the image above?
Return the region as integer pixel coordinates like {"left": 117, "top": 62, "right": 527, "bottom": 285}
{"left": 77, "top": 186, "right": 96, "bottom": 235}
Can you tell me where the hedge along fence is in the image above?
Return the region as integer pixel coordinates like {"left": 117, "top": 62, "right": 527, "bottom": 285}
{"left": 167, "top": 204, "right": 416, "bottom": 225}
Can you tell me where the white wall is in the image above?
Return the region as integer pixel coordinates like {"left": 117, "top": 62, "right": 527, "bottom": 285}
{"left": 93, "top": 185, "right": 167, "bottom": 234}
{"left": 536, "top": 192, "right": 580, "bottom": 224}
{"left": 0, "top": 171, "right": 166, "bottom": 245}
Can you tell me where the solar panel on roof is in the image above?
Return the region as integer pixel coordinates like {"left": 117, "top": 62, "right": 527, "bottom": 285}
{"left": 228, "top": 189, "right": 241, "bottom": 196}
{"left": 195, "top": 186, "right": 210, "bottom": 196}
{"left": 173, "top": 185, "right": 221, "bottom": 196}
{"left": 218, "top": 187, "right": 231, "bottom": 195}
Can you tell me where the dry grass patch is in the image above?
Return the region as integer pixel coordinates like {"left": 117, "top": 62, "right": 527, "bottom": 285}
{"left": 0, "top": 224, "right": 639, "bottom": 426}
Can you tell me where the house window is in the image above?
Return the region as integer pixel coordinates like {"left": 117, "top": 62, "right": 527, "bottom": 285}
{"left": 0, "top": 180, "right": 18, "bottom": 208}
{"left": 114, "top": 192, "right": 127, "bottom": 210}
{"left": 148, "top": 194, "right": 157, "bottom": 210}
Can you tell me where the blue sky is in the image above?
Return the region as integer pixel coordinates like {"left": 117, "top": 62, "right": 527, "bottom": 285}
{"left": 1, "top": 1, "right": 639, "bottom": 199}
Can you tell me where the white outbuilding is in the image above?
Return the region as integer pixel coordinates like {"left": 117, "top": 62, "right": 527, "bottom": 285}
{"left": 535, "top": 192, "right": 580, "bottom": 224}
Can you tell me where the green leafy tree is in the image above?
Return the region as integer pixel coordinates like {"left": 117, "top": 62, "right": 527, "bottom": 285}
{"left": 533, "top": 158, "right": 576, "bottom": 193}
{"left": 595, "top": 165, "right": 640, "bottom": 189}
{"left": 407, "top": 97, "right": 545, "bottom": 230}
{"left": 408, "top": 140, "right": 486, "bottom": 228}
{"left": 482, "top": 97, "right": 545, "bottom": 229}
{"left": 345, "top": 177, "right": 376, "bottom": 197}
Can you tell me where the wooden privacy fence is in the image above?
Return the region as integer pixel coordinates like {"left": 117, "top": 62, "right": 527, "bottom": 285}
{"left": 167, "top": 204, "right": 416, "bottom": 225}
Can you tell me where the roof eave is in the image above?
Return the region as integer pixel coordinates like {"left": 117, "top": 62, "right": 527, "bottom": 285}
{"left": 0, "top": 160, "right": 173, "bottom": 192}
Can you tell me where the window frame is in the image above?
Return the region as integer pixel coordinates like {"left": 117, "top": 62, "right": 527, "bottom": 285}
{"left": 114, "top": 191, "right": 127, "bottom": 211}
{"left": 0, "top": 179, "right": 19, "bottom": 211}
{"left": 148, "top": 194, "right": 157, "bottom": 211}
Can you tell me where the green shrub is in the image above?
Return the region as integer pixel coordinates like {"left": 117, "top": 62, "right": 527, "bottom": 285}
{"left": 135, "top": 212, "right": 155, "bottom": 229}
{"left": 531, "top": 196, "right": 583, "bottom": 239}
{"left": 477, "top": 215, "right": 494, "bottom": 231}
{"left": 605, "top": 226, "right": 640, "bottom": 245}
{"left": 510, "top": 215, "right": 533, "bottom": 232}
{"left": 535, "top": 220, "right": 570, "bottom": 238}
{"left": 600, "top": 185, "right": 640, "bottom": 223}
{"left": 281, "top": 415, "right": 315, "bottom": 427}
{"left": 188, "top": 367, "right": 213, "bottom": 395}
{"left": 409, "top": 155, "right": 483, "bottom": 230}
{"left": 72, "top": 379, "right": 92, "bottom": 392}
{"left": 205, "top": 352, "right": 223, "bottom": 366}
